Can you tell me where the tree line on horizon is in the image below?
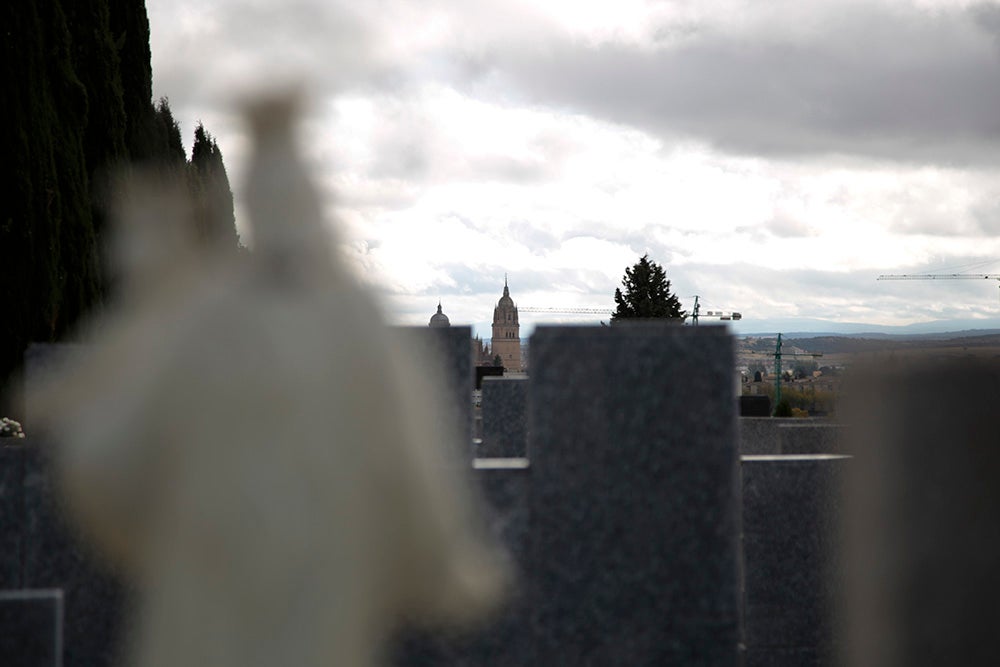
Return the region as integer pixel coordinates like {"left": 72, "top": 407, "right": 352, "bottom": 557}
{"left": 1, "top": 0, "right": 239, "bottom": 415}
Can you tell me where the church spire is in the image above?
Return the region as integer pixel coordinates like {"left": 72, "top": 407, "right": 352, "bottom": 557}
{"left": 503, "top": 273, "right": 509, "bottom": 298}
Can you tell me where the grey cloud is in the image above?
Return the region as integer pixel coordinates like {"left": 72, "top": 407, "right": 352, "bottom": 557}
{"left": 970, "top": 196, "right": 1000, "bottom": 235}
{"left": 733, "top": 218, "right": 815, "bottom": 240}
{"left": 734, "top": 224, "right": 769, "bottom": 243}
{"left": 467, "top": 4, "right": 1000, "bottom": 165}
{"left": 425, "top": 263, "right": 569, "bottom": 298}
{"left": 972, "top": 2, "right": 1000, "bottom": 40}
{"left": 466, "top": 155, "right": 551, "bottom": 184}
{"left": 764, "top": 217, "right": 819, "bottom": 238}
{"left": 508, "top": 219, "right": 561, "bottom": 249}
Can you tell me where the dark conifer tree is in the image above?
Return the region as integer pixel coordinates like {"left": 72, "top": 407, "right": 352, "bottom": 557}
{"left": 108, "top": 0, "right": 156, "bottom": 162}
{"left": 1, "top": 0, "right": 241, "bottom": 414}
{"left": 189, "top": 123, "right": 239, "bottom": 250}
{"left": 1, "top": 0, "right": 101, "bottom": 414}
{"left": 153, "top": 99, "right": 187, "bottom": 167}
{"left": 611, "top": 254, "right": 687, "bottom": 322}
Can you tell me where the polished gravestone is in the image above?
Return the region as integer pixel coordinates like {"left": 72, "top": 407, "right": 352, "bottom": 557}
{"left": 742, "top": 454, "right": 848, "bottom": 666}
{"left": 18, "top": 444, "right": 126, "bottom": 667}
{"left": 0, "top": 589, "right": 63, "bottom": 667}
{"left": 14, "top": 346, "right": 129, "bottom": 667}
{"left": 397, "top": 326, "right": 474, "bottom": 457}
{"left": 777, "top": 423, "right": 845, "bottom": 454}
{"left": 1, "top": 445, "right": 26, "bottom": 589}
{"left": 392, "top": 459, "right": 531, "bottom": 667}
{"left": 528, "top": 324, "right": 741, "bottom": 665}
{"left": 478, "top": 378, "right": 528, "bottom": 458}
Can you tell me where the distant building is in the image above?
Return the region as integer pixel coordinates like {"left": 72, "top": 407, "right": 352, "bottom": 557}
{"left": 491, "top": 276, "right": 522, "bottom": 371}
{"left": 473, "top": 335, "right": 493, "bottom": 366}
{"left": 429, "top": 302, "right": 495, "bottom": 366}
{"left": 425, "top": 280, "right": 524, "bottom": 371}
{"left": 428, "top": 301, "right": 450, "bottom": 328}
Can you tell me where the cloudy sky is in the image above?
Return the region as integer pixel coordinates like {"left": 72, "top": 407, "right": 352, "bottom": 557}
{"left": 148, "top": 0, "right": 1000, "bottom": 336}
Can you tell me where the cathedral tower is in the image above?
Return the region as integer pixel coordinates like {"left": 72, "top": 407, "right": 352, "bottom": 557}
{"left": 491, "top": 276, "right": 521, "bottom": 370}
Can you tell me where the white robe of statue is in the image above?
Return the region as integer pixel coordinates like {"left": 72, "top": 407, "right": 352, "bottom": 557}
{"left": 34, "top": 91, "right": 504, "bottom": 667}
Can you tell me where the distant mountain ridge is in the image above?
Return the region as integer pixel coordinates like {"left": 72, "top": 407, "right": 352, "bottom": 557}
{"left": 733, "top": 316, "right": 1000, "bottom": 338}
{"left": 737, "top": 331, "right": 1000, "bottom": 355}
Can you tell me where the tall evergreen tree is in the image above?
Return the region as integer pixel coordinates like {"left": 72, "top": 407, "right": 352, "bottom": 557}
{"left": 611, "top": 254, "right": 687, "bottom": 322}
{"left": 108, "top": 0, "right": 155, "bottom": 162}
{"left": 1, "top": 0, "right": 101, "bottom": 413}
{"left": 153, "top": 98, "right": 187, "bottom": 168}
{"left": 189, "top": 123, "right": 239, "bottom": 249}
{"left": 1, "top": 0, "right": 239, "bottom": 415}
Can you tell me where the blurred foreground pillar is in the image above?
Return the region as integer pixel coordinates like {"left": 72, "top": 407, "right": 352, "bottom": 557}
{"left": 845, "top": 358, "right": 1000, "bottom": 666}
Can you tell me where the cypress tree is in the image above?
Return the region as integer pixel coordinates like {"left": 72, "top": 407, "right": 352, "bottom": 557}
{"left": 0, "top": 0, "right": 100, "bottom": 411}
{"left": 107, "top": 0, "right": 155, "bottom": 162}
{"left": 153, "top": 98, "right": 187, "bottom": 167}
{"left": 1, "top": 0, "right": 240, "bottom": 414}
{"left": 190, "top": 123, "right": 239, "bottom": 250}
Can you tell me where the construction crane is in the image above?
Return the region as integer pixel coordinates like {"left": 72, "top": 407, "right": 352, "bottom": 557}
{"left": 522, "top": 297, "right": 743, "bottom": 323}
{"left": 878, "top": 273, "right": 1000, "bottom": 303}
{"left": 747, "top": 333, "right": 822, "bottom": 414}
{"left": 519, "top": 307, "right": 612, "bottom": 314}
{"left": 690, "top": 296, "right": 742, "bottom": 325}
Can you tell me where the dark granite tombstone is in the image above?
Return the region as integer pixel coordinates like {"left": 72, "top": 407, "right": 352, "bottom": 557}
{"left": 527, "top": 324, "right": 742, "bottom": 665}
{"left": 1, "top": 446, "right": 26, "bottom": 589}
{"left": 10, "top": 346, "right": 128, "bottom": 667}
{"left": 844, "top": 358, "right": 1000, "bottom": 666}
{"left": 391, "top": 460, "right": 531, "bottom": 667}
{"left": 20, "top": 446, "right": 128, "bottom": 667}
{"left": 740, "top": 395, "right": 771, "bottom": 417}
{"left": 475, "top": 366, "right": 504, "bottom": 389}
{"left": 739, "top": 417, "right": 783, "bottom": 455}
{"left": 741, "top": 454, "right": 848, "bottom": 666}
{"left": 740, "top": 417, "right": 833, "bottom": 455}
{"left": 397, "top": 327, "right": 474, "bottom": 457}
{"left": 0, "top": 589, "right": 63, "bottom": 667}
{"left": 478, "top": 378, "right": 528, "bottom": 458}
{"left": 777, "top": 423, "right": 845, "bottom": 454}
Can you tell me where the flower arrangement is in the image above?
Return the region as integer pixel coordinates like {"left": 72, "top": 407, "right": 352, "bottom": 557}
{"left": 0, "top": 417, "right": 24, "bottom": 438}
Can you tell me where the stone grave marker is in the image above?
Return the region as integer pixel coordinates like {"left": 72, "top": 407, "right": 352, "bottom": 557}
{"left": 527, "top": 323, "right": 742, "bottom": 665}
{"left": 478, "top": 377, "right": 528, "bottom": 458}
{"left": 777, "top": 423, "right": 845, "bottom": 454}
{"left": 741, "top": 454, "right": 848, "bottom": 666}
{"left": 396, "top": 326, "right": 474, "bottom": 459}
{"left": 1, "top": 445, "right": 26, "bottom": 589}
{"left": 0, "top": 589, "right": 64, "bottom": 667}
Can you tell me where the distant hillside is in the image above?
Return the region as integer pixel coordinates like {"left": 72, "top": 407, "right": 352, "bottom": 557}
{"left": 783, "top": 336, "right": 915, "bottom": 354}
{"left": 785, "top": 333, "right": 1000, "bottom": 354}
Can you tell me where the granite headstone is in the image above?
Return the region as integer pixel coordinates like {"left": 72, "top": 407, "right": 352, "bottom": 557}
{"left": 479, "top": 378, "right": 528, "bottom": 458}
{"left": 20, "top": 446, "right": 127, "bottom": 667}
{"left": 777, "top": 423, "right": 845, "bottom": 455}
{"left": 741, "top": 454, "right": 848, "bottom": 666}
{"left": 527, "top": 324, "right": 742, "bottom": 665}
{"left": 1, "top": 445, "right": 26, "bottom": 589}
{"left": 397, "top": 326, "right": 474, "bottom": 457}
{"left": 0, "top": 589, "right": 64, "bottom": 667}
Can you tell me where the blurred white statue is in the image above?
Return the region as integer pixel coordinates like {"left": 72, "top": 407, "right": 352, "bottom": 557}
{"left": 34, "top": 90, "right": 504, "bottom": 667}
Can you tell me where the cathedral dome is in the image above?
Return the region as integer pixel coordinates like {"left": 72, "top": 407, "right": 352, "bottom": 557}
{"left": 429, "top": 302, "right": 451, "bottom": 327}
{"left": 497, "top": 286, "right": 514, "bottom": 309}
{"left": 496, "top": 277, "right": 516, "bottom": 310}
